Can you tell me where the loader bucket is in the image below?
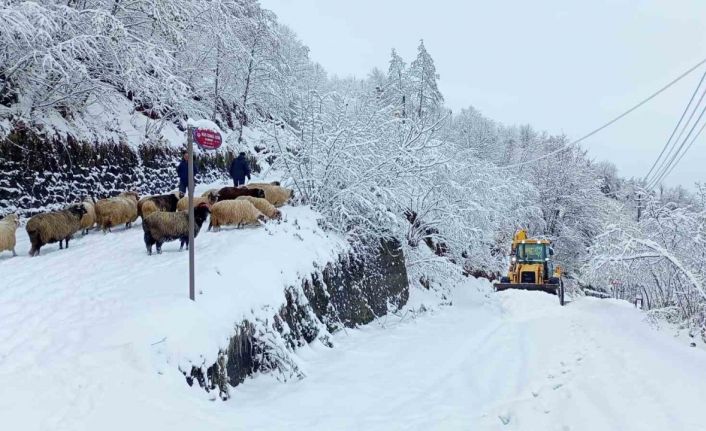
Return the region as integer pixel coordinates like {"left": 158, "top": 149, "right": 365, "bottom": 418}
{"left": 494, "top": 281, "right": 565, "bottom": 306}
{"left": 494, "top": 283, "right": 559, "bottom": 295}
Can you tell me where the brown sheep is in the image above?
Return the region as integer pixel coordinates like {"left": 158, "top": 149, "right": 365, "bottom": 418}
{"left": 217, "top": 186, "right": 266, "bottom": 201}
{"left": 26, "top": 204, "right": 87, "bottom": 256}
{"left": 95, "top": 191, "right": 139, "bottom": 232}
{"left": 140, "top": 191, "right": 181, "bottom": 218}
{"left": 209, "top": 200, "right": 266, "bottom": 231}
{"left": 141, "top": 200, "right": 161, "bottom": 219}
{"left": 177, "top": 190, "right": 218, "bottom": 211}
{"left": 137, "top": 195, "right": 152, "bottom": 217}
{"left": 0, "top": 214, "right": 20, "bottom": 257}
{"left": 236, "top": 196, "right": 281, "bottom": 220}
{"left": 142, "top": 204, "right": 211, "bottom": 255}
{"left": 245, "top": 184, "right": 293, "bottom": 207}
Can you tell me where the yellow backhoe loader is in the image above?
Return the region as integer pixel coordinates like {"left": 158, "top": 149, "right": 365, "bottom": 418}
{"left": 494, "top": 229, "right": 565, "bottom": 305}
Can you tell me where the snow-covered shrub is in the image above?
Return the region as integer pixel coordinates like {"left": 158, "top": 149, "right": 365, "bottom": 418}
{"left": 586, "top": 191, "right": 706, "bottom": 333}
{"left": 267, "top": 70, "right": 533, "bottom": 278}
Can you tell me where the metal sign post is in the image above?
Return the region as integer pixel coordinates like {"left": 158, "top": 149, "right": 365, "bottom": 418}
{"left": 185, "top": 122, "right": 222, "bottom": 301}
{"left": 187, "top": 126, "right": 196, "bottom": 301}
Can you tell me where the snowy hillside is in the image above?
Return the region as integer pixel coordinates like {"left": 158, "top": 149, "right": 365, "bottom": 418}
{"left": 0, "top": 182, "right": 351, "bottom": 429}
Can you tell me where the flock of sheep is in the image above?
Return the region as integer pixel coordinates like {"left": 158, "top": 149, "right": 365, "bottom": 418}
{"left": 0, "top": 182, "right": 293, "bottom": 257}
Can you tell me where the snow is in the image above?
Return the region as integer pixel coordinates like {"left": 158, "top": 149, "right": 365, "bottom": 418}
{"left": 2, "top": 94, "right": 238, "bottom": 150}
{"left": 218, "top": 288, "right": 706, "bottom": 431}
{"left": 3, "top": 203, "right": 706, "bottom": 430}
{"left": 187, "top": 118, "right": 223, "bottom": 135}
{"left": 0, "top": 181, "right": 347, "bottom": 429}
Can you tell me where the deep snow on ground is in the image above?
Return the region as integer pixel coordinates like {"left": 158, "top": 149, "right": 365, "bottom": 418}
{"left": 221, "top": 288, "right": 706, "bottom": 431}
{"left": 3, "top": 197, "right": 706, "bottom": 430}
{"left": 0, "top": 182, "right": 347, "bottom": 430}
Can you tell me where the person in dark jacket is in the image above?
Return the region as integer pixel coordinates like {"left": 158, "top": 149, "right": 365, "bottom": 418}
{"left": 229, "top": 152, "right": 251, "bottom": 186}
{"left": 177, "top": 151, "right": 198, "bottom": 194}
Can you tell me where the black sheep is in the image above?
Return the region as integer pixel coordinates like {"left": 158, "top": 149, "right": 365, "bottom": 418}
{"left": 217, "top": 186, "right": 266, "bottom": 201}
{"left": 142, "top": 204, "right": 210, "bottom": 255}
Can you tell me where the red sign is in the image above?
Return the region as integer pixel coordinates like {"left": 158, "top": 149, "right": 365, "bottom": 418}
{"left": 193, "top": 128, "right": 222, "bottom": 150}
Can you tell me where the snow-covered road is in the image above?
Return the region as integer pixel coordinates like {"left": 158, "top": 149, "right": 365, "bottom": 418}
{"left": 3, "top": 205, "right": 706, "bottom": 431}
{"left": 225, "top": 288, "right": 706, "bottom": 431}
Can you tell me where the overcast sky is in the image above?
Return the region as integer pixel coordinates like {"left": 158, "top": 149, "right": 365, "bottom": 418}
{"left": 261, "top": 0, "right": 706, "bottom": 188}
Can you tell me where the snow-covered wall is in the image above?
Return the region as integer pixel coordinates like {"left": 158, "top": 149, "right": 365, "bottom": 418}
{"left": 0, "top": 130, "right": 258, "bottom": 216}
{"left": 190, "top": 239, "right": 410, "bottom": 399}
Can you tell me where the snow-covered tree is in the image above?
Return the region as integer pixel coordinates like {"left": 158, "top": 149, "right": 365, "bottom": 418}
{"left": 5, "top": 0, "right": 703, "bottom": 337}
{"left": 449, "top": 107, "right": 501, "bottom": 161}
{"left": 384, "top": 48, "right": 409, "bottom": 118}
{"left": 1, "top": 0, "right": 187, "bottom": 133}
{"left": 586, "top": 188, "right": 706, "bottom": 332}
{"left": 408, "top": 40, "right": 443, "bottom": 119}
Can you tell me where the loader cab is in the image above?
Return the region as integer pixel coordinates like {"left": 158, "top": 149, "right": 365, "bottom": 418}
{"left": 511, "top": 241, "right": 554, "bottom": 283}
{"left": 514, "top": 242, "right": 550, "bottom": 263}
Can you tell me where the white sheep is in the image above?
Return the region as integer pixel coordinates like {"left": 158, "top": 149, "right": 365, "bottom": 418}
{"left": 246, "top": 184, "right": 293, "bottom": 207}
{"left": 94, "top": 191, "right": 139, "bottom": 232}
{"left": 247, "top": 181, "right": 281, "bottom": 187}
{"left": 201, "top": 188, "right": 221, "bottom": 198}
{"left": 209, "top": 200, "right": 266, "bottom": 231}
{"left": 26, "top": 205, "right": 87, "bottom": 256}
{"left": 0, "top": 214, "right": 20, "bottom": 257}
{"left": 80, "top": 199, "right": 96, "bottom": 235}
{"left": 177, "top": 190, "right": 218, "bottom": 211}
{"left": 236, "top": 196, "right": 281, "bottom": 220}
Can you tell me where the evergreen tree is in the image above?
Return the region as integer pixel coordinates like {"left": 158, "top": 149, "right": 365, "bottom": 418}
{"left": 408, "top": 40, "right": 443, "bottom": 118}
{"left": 384, "top": 48, "right": 409, "bottom": 117}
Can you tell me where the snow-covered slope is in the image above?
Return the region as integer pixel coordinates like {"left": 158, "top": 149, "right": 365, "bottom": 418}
{"left": 0, "top": 182, "right": 347, "bottom": 429}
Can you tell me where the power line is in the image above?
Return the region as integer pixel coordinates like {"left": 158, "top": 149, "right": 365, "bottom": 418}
{"left": 646, "top": 82, "right": 706, "bottom": 188}
{"left": 647, "top": 102, "right": 706, "bottom": 189}
{"left": 648, "top": 91, "right": 706, "bottom": 188}
{"left": 643, "top": 69, "right": 706, "bottom": 183}
{"left": 660, "top": 120, "right": 706, "bottom": 184}
{"left": 497, "top": 56, "right": 706, "bottom": 170}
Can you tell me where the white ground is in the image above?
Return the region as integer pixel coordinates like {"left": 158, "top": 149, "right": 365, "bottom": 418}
{"left": 0, "top": 183, "right": 346, "bottom": 430}
{"left": 2, "top": 200, "right": 706, "bottom": 430}
{"left": 223, "top": 288, "right": 706, "bottom": 431}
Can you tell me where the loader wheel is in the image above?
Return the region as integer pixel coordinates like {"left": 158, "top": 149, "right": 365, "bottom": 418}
{"left": 547, "top": 277, "right": 565, "bottom": 305}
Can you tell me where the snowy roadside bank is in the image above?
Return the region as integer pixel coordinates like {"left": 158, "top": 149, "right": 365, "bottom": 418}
{"left": 222, "top": 287, "right": 706, "bottom": 431}
{"left": 0, "top": 182, "right": 410, "bottom": 430}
